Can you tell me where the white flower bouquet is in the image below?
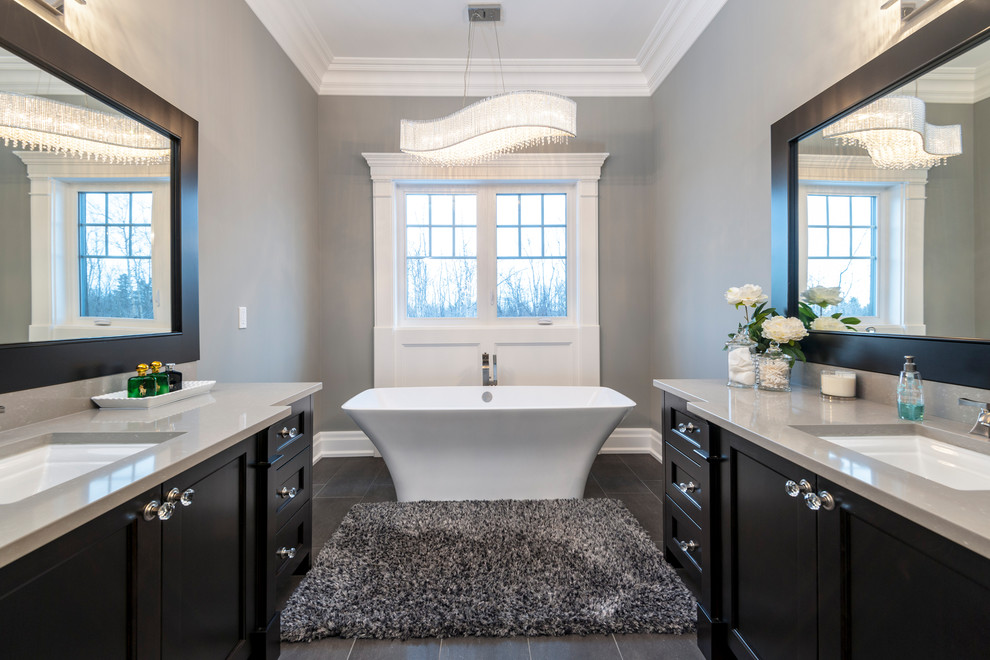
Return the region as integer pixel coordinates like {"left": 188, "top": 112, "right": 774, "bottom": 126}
{"left": 798, "top": 286, "right": 860, "bottom": 332}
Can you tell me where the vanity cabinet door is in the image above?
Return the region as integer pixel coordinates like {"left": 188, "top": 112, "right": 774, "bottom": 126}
{"left": 719, "top": 432, "right": 818, "bottom": 660}
{"left": 816, "top": 478, "right": 990, "bottom": 660}
{"left": 0, "top": 487, "right": 162, "bottom": 659}
{"left": 160, "top": 439, "right": 257, "bottom": 660}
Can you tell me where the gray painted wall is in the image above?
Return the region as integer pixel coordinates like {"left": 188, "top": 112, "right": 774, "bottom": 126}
{"left": 0, "top": 143, "right": 30, "bottom": 344}
{"left": 316, "top": 96, "right": 655, "bottom": 431}
{"left": 649, "top": 0, "right": 931, "bottom": 427}
{"left": 0, "top": 0, "right": 320, "bottom": 421}
{"left": 924, "top": 103, "right": 976, "bottom": 338}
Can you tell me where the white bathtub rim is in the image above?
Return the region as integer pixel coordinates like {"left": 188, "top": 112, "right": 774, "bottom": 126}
{"left": 342, "top": 385, "right": 636, "bottom": 412}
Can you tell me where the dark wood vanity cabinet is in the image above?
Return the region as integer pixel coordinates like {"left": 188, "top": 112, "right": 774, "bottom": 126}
{"left": 0, "top": 437, "right": 256, "bottom": 660}
{"left": 662, "top": 393, "right": 990, "bottom": 660}
{"left": 0, "top": 396, "right": 315, "bottom": 660}
{"left": 256, "top": 396, "right": 315, "bottom": 658}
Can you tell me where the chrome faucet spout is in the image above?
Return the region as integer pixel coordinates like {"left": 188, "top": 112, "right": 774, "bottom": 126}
{"left": 482, "top": 352, "right": 498, "bottom": 386}
{"left": 959, "top": 398, "right": 990, "bottom": 438}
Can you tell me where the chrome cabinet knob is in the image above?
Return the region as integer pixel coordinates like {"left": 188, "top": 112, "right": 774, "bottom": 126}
{"left": 277, "top": 486, "right": 298, "bottom": 499}
{"left": 805, "top": 490, "right": 836, "bottom": 511}
{"left": 678, "top": 540, "right": 699, "bottom": 553}
{"left": 677, "top": 422, "right": 701, "bottom": 434}
{"left": 277, "top": 427, "right": 290, "bottom": 438}
{"left": 677, "top": 423, "right": 687, "bottom": 433}
{"left": 785, "top": 479, "right": 813, "bottom": 498}
{"left": 290, "top": 427, "right": 298, "bottom": 437}
{"left": 676, "top": 482, "right": 698, "bottom": 494}
{"left": 143, "top": 500, "right": 174, "bottom": 521}
{"left": 276, "top": 546, "right": 297, "bottom": 560}
{"left": 166, "top": 487, "right": 194, "bottom": 507}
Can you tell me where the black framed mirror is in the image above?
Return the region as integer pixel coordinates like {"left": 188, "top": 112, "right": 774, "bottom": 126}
{"left": 771, "top": 0, "right": 990, "bottom": 389}
{"left": 0, "top": 0, "right": 198, "bottom": 393}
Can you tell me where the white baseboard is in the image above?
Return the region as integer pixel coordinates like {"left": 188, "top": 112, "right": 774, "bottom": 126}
{"left": 314, "top": 427, "right": 662, "bottom": 463}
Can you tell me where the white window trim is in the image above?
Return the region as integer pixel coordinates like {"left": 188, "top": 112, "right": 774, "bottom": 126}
{"left": 364, "top": 152, "right": 608, "bottom": 387}
{"left": 799, "top": 154, "right": 928, "bottom": 335}
{"left": 16, "top": 151, "right": 171, "bottom": 340}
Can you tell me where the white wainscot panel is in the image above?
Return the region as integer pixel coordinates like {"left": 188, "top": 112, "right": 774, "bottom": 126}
{"left": 396, "top": 342, "right": 481, "bottom": 386}
{"left": 494, "top": 341, "right": 575, "bottom": 385}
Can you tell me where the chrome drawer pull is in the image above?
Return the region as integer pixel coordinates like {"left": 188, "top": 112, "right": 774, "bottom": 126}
{"left": 277, "top": 427, "right": 290, "bottom": 438}
{"left": 785, "top": 479, "right": 813, "bottom": 498}
{"left": 676, "top": 481, "right": 698, "bottom": 494}
{"left": 277, "top": 486, "right": 298, "bottom": 499}
{"left": 276, "top": 546, "right": 297, "bottom": 560}
{"left": 676, "top": 422, "right": 702, "bottom": 435}
{"left": 678, "top": 540, "right": 699, "bottom": 553}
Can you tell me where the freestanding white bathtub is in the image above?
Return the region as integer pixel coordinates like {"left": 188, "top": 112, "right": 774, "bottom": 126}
{"left": 342, "top": 386, "right": 635, "bottom": 501}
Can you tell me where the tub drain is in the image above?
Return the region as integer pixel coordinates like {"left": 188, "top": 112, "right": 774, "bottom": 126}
{"left": 481, "top": 391, "right": 493, "bottom": 402}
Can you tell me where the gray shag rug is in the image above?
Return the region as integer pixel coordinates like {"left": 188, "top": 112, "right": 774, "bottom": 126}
{"left": 280, "top": 498, "right": 696, "bottom": 641}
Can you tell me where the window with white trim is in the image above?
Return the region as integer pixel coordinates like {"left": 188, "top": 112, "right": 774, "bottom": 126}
{"left": 804, "top": 190, "right": 878, "bottom": 318}
{"left": 399, "top": 185, "right": 574, "bottom": 324}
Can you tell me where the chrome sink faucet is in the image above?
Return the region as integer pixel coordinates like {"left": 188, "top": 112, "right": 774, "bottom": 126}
{"left": 482, "top": 352, "right": 498, "bottom": 386}
{"left": 959, "top": 398, "right": 990, "bottom": 438}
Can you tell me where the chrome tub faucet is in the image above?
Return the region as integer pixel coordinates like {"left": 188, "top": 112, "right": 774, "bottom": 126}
{"left": 482, "top": 352, "right": 498, "bottom": 387}
{"left": 959, "top": 398, "right": 990, "bottom": 438}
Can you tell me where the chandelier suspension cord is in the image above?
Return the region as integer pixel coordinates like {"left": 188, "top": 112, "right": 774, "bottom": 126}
{"left": 492, "top": 19, "right": 506, "bottom": 94}
{"left": 462, "top": 17, "right": 476, "bottom": 108}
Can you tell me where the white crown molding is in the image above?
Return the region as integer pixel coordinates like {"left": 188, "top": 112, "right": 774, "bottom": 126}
{"left": 637, "top": 0, "right": 728, "bottom": 94}
{"left": 242, "top": 0, "right": 333, "bottom": 93}
{"left": 319, "top": 57, "right": 649, "bottom": 97}
{"left": 914, "top": 64, "right": 990, "bottom": 103}
{"left": 246, "top": 0, "right": 728, "bottom": 97}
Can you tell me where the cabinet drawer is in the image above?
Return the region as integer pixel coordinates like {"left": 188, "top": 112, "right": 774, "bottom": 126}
{"left": 274, "top": 499, "right": 311, "bottom": 580}
{"left": 666, "top": 407, "right": 710, "bottom": 468}
{"left": 274, "top": 445, "right": 311, "bottom": 527}
{"left": 666, "top": 495, "right": 703, "bottom": 592}
{"left": 267, "top": 411, "right": 307, "bottom": 460}
{"left": 666, "top": 445, "right": 705, "bottom": 521}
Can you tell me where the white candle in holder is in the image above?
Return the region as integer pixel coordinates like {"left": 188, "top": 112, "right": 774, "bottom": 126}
{"left": 820, "top": 370, "right": 856, "bottom": 398}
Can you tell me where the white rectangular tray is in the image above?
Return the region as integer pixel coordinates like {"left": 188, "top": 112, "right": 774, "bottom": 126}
{"left": 92, "top": 380, "right": 216, "bottom": 409}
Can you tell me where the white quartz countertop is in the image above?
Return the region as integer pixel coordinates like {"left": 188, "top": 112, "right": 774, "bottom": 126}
{"left": 653, "top": 378, "right": 990, "bottom": 560}
{"left": 0, "top": 382, "right": 321, "bottom": 568}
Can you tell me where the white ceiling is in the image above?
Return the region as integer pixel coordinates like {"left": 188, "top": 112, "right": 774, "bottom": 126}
{"left": 243, "top": 0, "right": 729, "bottom": 96}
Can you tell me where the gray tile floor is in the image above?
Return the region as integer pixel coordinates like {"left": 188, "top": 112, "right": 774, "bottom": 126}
{"left": 278, "top": 454, "right": 702, "bottom": 660}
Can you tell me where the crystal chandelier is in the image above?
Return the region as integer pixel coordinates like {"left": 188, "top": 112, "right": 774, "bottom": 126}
{"left": 0, "top": 91, "right": 171, "bottom": 164}
{"left": 823, "top": 95, "right": 961, "bottom": 169}
{"left": 399, "top": 6, "right": 576, "bottom": 167}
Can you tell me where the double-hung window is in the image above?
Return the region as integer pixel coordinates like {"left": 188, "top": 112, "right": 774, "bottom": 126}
{"left": 399, "top": 185, "right": 573, "bottom": 324}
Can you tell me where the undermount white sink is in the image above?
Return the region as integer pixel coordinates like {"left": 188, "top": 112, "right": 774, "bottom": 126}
{"left": 800, "top": 425, "right": 990, "bottom": 491}
{"left": 0, "top": 432, "right": 183, "bottom": 505}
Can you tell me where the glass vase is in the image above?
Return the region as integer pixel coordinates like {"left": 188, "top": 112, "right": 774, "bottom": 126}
{"left": 756, "top": 342, "right": 793, "bottom": 392}
{"left": 725, "top": 333, "right": 757, "bottom": 388}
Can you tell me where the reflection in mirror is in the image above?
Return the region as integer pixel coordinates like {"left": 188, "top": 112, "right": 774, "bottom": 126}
{"left": 798, "top": 39, "right": 990, "bottom": 340}
{"left": 0, "top": 47, "right": 172, "bottom": 345}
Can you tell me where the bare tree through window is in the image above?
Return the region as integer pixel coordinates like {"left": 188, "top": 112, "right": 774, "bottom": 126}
{"left": 78, "top": 191, "right": 155, "bottom": 319}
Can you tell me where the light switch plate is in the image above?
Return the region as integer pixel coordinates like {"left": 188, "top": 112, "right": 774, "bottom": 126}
{"left": 238, "top": 306, "right": 247, "bottom": 329}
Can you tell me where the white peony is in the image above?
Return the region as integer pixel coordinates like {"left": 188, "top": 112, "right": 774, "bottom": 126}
{"left": 761, "top": 316, "right": 809, "bottom": 343}
{"left": 725, "top": 284, "right": 768, "bottom": 307}
{"left": 801, "top": 286, "right": 843, "bottom": 308}
{"left": 811, "top": 316, "right": 848, "bottom": 332}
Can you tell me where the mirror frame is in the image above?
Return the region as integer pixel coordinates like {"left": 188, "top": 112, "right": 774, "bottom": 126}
{"left": 0, "top": 0, "right": 198, "bottom": 394}
{"left": 771, "top": 0, "right": 990, "bottom": 389}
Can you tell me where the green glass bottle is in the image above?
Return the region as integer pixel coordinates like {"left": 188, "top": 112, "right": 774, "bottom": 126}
{"left": 127, "top": 364, "right": 155, "bottom": 398}
{"left": 149, "top": 361, "right": 169, "bottom": 396}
